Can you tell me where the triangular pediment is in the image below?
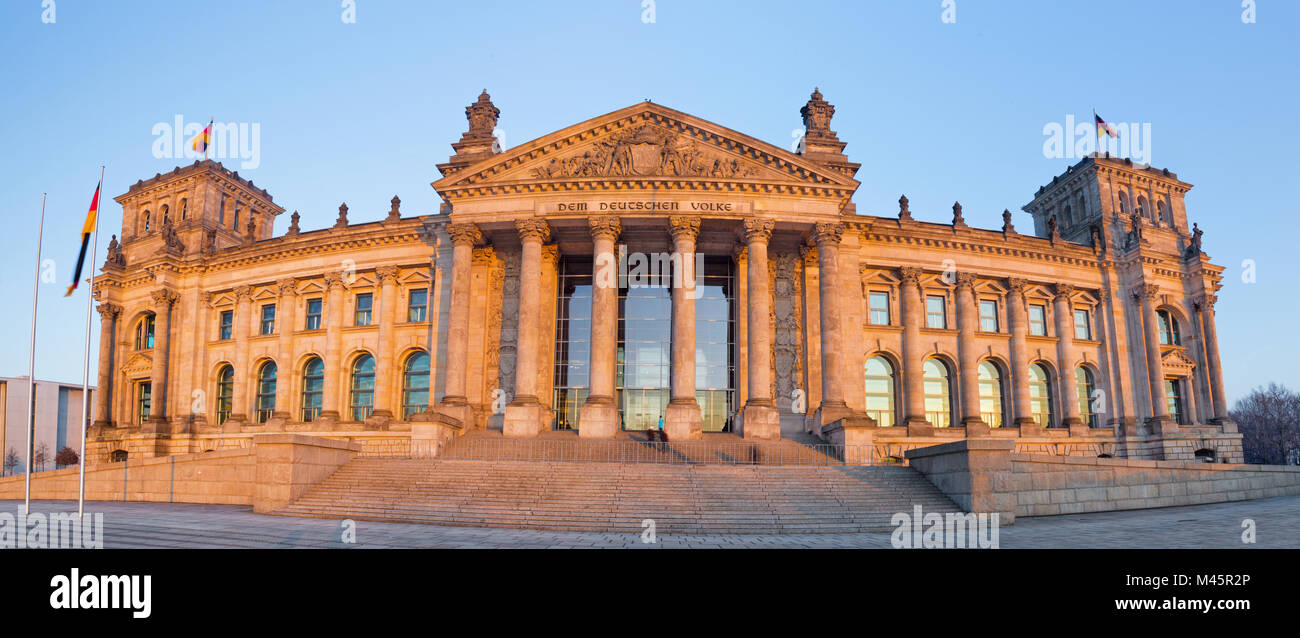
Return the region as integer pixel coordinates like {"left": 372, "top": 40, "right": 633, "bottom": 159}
{"left": 433, "top": 103, "right": 859, "bottom": 199}
{"left": 1162, "top": 348, "right": 1197, "bottom": 374}
{"left": 121, "top": 352, "right": 152, "bottom": 377}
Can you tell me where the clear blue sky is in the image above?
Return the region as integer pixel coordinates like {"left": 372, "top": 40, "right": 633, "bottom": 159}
{"left": 0, "top": 0, "right": 1295, "bottom": 405}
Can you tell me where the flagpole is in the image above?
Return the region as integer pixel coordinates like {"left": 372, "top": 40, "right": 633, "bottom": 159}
{"left": 24, "top": 194, "right": 47, "bottom": 516}
{"left": 77, "top": 166, "right": 104, "bottom": 517}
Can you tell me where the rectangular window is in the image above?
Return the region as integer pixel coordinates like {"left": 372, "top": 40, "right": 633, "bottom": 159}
{"left": 355, "top": 293, "right": 372, "bottom": 326}
{"left": 1073, "top": 308, "right": 1092, "bottom": 340}
{"left": 868, "top": 291, "right": 890, "bottom": 326}
{"left": 219, "top": 310, "right": 233, "bottom": 340}
{"left": 979, "top": 299, "right": 999, "bottom": 332}
{"left": 1165, "top": 378, "right": 1184, "bottom": 425}
{"left": 925, "top": 295, "right": 946, "bottom": 329}
{"left": 260, "top": 304, "right": 276, "bottom": 335}
{"left": 408, "top": 289, "right": 428, "bottom": 323}
{"left": 305, "top": 298, "right": 322, "bottom": 330}
{"left": 1029, "top": 304, "right": 1048, "bottom": 336}
{"left": 137, "top": 381, "right": 151, "bottom": 424}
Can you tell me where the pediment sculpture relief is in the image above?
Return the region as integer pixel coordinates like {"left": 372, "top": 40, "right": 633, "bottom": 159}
{"left": 531, "top": 124, "right": 760, "bottom": 180}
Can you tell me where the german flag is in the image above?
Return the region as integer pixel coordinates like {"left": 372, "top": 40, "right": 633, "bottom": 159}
{"left": 65, "top": 180, "right": 100, "bottom": 297}
{"left": 1095, "top": 112, "right": 1118, "bottom": 139}
{"left": 190, "top": 118, "right": 213, "bottom": 157}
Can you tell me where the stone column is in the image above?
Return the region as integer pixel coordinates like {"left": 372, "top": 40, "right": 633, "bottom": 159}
{"left": 1005, "top": 278, "right": 1036, "bottom": 432}
{"left": 898, "top": 267, "right": 931, "bottom": 435}
{"left": 579, "top": 217, "right": 621, "bottom": 438}
{"left": 274, "top": 279, "right": 296, "bottom": 420}
{"left": 1197, "top": 294, "right": 1230, "bottom": 424}
{"left": 740, "top": 218, "right": 780, "bottom": 440}
{"left": 1052, "top": 284, "right": 1084, "bottom": 432}
{"left": 504, "top": 219, "right": 551, "bottom": 437}
{"left": 145, "top": 289, "right": 177, "bottom": 432}
{"left": 92, "top": 302, "right": 121, "bottom": 429}
{"left": 665, "top": 216, "right": 704, "bottom": 441}
{"left": 320, "top": 273, "right": 345, "bottom": 422}
{"left": 370, "top": 266, "right": 400, "bottom": 426}
{"left": 812, "top": 223, "right": 854, "bottom": 432}
{"left": 229, "top": 285, "right": 253, "bottom": 427}
{"left": 433, "top": 223, "right": 481, "bottom": 429}
{"left": 1134, "top": 284, "right": 1171, "bottom": 428}
{"left": 954, "top": 273, "right": 987, "bottom": 435}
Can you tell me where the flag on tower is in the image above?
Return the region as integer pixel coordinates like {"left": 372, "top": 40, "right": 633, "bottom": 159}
{"left": 190, "top": 118, "right": 213, "bottom": 157}
{"left": 64, "top": 179, "right": 100, "bottom": 297}
{"left": 1094, "top": 111, "right": 1118, "bottom": 139}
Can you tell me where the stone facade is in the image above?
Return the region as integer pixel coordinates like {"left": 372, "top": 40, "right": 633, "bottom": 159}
{"left": 86, "top": 90, "right": 1241, "bottom": 465}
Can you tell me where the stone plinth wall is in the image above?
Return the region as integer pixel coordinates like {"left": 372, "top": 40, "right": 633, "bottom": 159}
{"left": 906, "top": 440, "right": 1300, "bottom": 521}
{"left": 1011, "top": 454, "right": 1300, "bottom": 517}
{"left": 0, "top": 434, "right": 358, "bottom": 513}
{"left": 0, "top": 447, "right": 255, "bottom": 505}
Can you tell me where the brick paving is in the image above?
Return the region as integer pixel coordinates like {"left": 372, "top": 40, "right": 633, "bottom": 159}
{"left": 3, "top": 495, "right": 1295, "bottom": 548}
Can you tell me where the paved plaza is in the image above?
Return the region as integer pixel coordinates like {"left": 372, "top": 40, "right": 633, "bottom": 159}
{"left": 3, "top": 495, "right": 1295, "bottom": 549}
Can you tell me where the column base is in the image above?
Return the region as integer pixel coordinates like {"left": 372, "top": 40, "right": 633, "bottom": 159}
{"left": 739, "top": 400, "right": 781, "bottom": 440}
{"left": 903, "top": 415, "right": 934, "bottom": 437}
{"left": 1062, "top": 417, "right": 1091, "bottom": 437}
{"left": 430, "top": 398, "right": 471, "bottom": 430}
{"left": 364, "top": 411, "right": 393, "bottom": 431}
{"left": 504, "top": 396, "right": 547, "bottom": 438}
{"left": 664, "top": 398, "right": 703, "bottom": 441}
{"left": 1145, "top": 416, "right": 1178, "bottom": 436}
{"left": 577, "top": 395, "right": 619, "bottom": 439}
{"left": 812, "top": 401, "right": 854, "bottom": 437}
{"left": 961, "top": 416, "right": 990, "bottom": 437}
{"left": 1014, "top": 418, "right": 1043, "bottom": 437}
{"left": 1210, "top": 417, "right": 1238, "bottom": 433}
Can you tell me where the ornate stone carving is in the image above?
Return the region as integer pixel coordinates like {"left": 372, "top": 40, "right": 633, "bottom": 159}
{"left": 334, "top": 202, "right": 349, "bottom": 229}
{"left": 150, "top": 289, "right": 178, "bottom": 308}
{"left": 104, "top": 234, "right": 126, "bottom": 268}
{"left": 952, "top": 201, "right": 967, "bottom": 228}
{"left": 742, "top": 218, "right": 775, "bottom": 244}
{"left": 245, "top": 217, "right": 257, "bottom": 243}
{"left": 588, "top": 216, "right": 622, "bottom": 241}
{"left": 812, "top": 222, "right": 844, "bottom": 246}
{"left": 158, "top": 219, "right": 184, "bottom": 255}
{"left": 898, "top": 195, "right": 913, "bottom": 221}
{"left": 466, "top": 89, "right": 500, "bottom": 138}
{"left": 897, "top": 266, "right": 922, "bottom": 287}
{"left": 1053, "top": 283, "right": 1075, "bottom": 300}
{"left": 231, "top": 285, "right": 252, "bottom": 301}
{"left": 447, "top": 223, "right": 482, "bottom": 247}
{"left": 96, "top": 302, "right": 122, "bottom": 319}
{"left": 1194, "top": 293, "right": 1218, "bottom": 310}
{"left": 531, "top": 124, "right": 758, "bottom": 180}
{"left": 516, "top": 219, "right": 552, "bottom": 243}
{"left": 668, "top": 216, "right": 701, "bottom": 243}
{"left": 1005, "top": 277, "right": 1028, "bottom": 297}
{"left": 773, "top": 252, "right": 803, "bottom": 411}
{"left": 375, "top": 266, "right": 399, "bottom": 284}
{"left": 1001, "top": 209, "right": 1015, "bottom": 234}
{"left": 800, "top": 88, "right": 835, "bottom": 139}
{"left": 386, "top": 196, "right": 402, "bottom": 223}
{"left": 286, "top": 211, "right": 300, "bottom": 236}
{"left": 955, "top": 272, "right": 976, "bottom": 290}
{"left": 323, "top": 271, "right": 346, "bottom": 290}
{"left": 799, "top": 244, "right": 817, "bottom": 266}
{"left": 497, "top": 248, "right": 521, "bottom": 400}
{"left": 1131, "top": 284, "right": 1160, "bottom": 301}
{"left": 276, "top": 278, "right": 298, "bottom": 296}
{"left": 1047, "top": 216, "right": 1060, "bottom": 243}
{"left": 1186, "top": 222, "right": 1204, "bottom": 259}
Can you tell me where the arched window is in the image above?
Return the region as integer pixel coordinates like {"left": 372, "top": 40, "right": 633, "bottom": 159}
{"left": 923, "top": 358, "right": 952, "bottom": 429}
{"left": 1062, "top": 205, "right": 1072, "bottom": 227}
{"left": 977, "top": 361, "right": 1005, "bottom": 428}
{"left": 256, "top": 362, "right": 277, "bottom": 423}
{"left": 864, "top": 355, "right": 896, "bottom": 427}
{"left": 1137, "top": 195, "right": 1149, "bottom": 220}
{"left": 402, "top": 351, "right": 431, "bottom": 419}
{"left": 110, "top": 450, "right": 128, "bottom": 463}
{"left": 301, "top": 357, "right": 324, "bottom": 422}
{"left": 142, "top": 210, "right": 152, "bottom": 232}
{"left": 135, "top": 315, "right": 155, "bottom": 350}
{"left": 1118, "top": 191, "right": 1129, "bottom": 214}
{"left": 1076, "top": 366, "right": 1098, "bottom": 428}
{"left": 1156, "top": 200, "right": 1169, "bottom": 224}
{"left": 161, "top": 204, "right": 170, "bottom": 226}
{"left": 1157, "top": 310, "right": 1181, "bottom": 345}
{"left": 180, "top": 198, "right": 188, "bottom": 221}
{"left": 1029, "top": 363, "right": 1054, "bottom": 428}
{"left": 215, "top": 365, "right": 234, "bottom": 425}
{"left": 350, "top": 354, "right": 375, "bottom": 422}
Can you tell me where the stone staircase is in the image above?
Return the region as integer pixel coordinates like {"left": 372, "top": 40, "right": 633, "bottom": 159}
{"left": 272, "top": 452, "right": 963, "bottom": 534}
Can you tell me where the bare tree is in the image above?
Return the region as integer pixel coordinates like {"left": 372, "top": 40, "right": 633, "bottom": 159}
{"left": 33, "top": 442, "right": 49, "bottom": 472}
{"left": 55, "top": 446, "right": 80, "bottom": 468}
{"left": 3, "top": 447, "right": 18, "bottom": 476}
{"left": 1231, "top": 383, "right": 1300, "bottom": 465}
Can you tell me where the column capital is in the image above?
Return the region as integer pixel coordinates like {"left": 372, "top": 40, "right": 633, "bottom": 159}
{"left": 1194, "top": 293, "right": 1218, "bottom": 310}
{"left": 668, "top": 216, "right": 702, "bottom": 243}
{"left": 276, "top": 278, "right": 298, "bottom": 297}
{"left": 897, "top": 266, "right": 923, "bottom": 287}
{"left": 1131, "top": 283, "right": 1160, "bottom": 301}
{"left": 375, "top": 266, "right": 399, "bottom": 284}
{"left": 542, "top": 244, "right": 560, "bottom": 263}
{"left": 1005, "top": 277, "right": 1029, "bottom": 297}
{"left": 96, "top": 302, "right": 123, "bottom": 319}
{"left": 954, "top": 272, "right": 976, "bottom": 290}
{"left": 1052, "top": 283, "right": 1076, "bottom": 301}
{"left": 231, "top": 285, "right": 252, "bottom": 302}
{"left": 516, "top": 218, "right": 552, "bottom": 243}
{"left": 812, "top": 222, "right": 844, "bottom": 246}
{"left": 151, "top": 288, "right": 178, "bottom": 308}
{"left": 323, "top": 271, "right": 348, "bottom": 290}
{"left": 799, "top": 244, "right": 818, "bottom": 266}
{"left": 588, "top": 216, "right": 622, "bottom": 242}
{"left": 447, "top": 222, "right": 483, "bottom": 247}
{"left": 741, "top": 218, "right": 775, "bottom": 244}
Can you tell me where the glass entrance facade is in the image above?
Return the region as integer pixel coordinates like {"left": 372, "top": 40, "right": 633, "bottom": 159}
{"left": 551, "top": 254, "right": 734, "bottom": 432}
